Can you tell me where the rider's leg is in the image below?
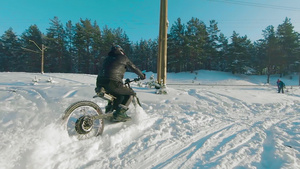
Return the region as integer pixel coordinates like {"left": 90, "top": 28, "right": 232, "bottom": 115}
{"left": 102, "top": 80, "right": 135, "bottom": 121}
{"left": 105, "top": 101, "right": 114, "bottom": 113}
{"left": 113, "top": 104, "right": 131, "bottom": 122}
{"left": 112, "top": 95, "right": 133, "bottom": 122}
{"left": 122, "top": 95, "right": 133, "bottom": 107}
{"left": 112, "top": 95, "right": 124, "bottom": 110}
{"left": 108, "top": 81, "right": 135, "bottom": 95}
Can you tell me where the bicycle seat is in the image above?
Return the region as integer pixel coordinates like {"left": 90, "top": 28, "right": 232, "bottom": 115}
{"left": 94, "top": 87, "right": 116, "bottom": 101}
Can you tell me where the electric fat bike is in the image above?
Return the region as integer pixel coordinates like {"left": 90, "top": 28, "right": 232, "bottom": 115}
{"left": 62, "top": 77, "right": 142, "bottom": 140}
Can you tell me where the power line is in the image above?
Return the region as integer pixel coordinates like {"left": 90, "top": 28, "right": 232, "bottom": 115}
{"left": 208, "top": 0, "right": 300, "bottom": 11}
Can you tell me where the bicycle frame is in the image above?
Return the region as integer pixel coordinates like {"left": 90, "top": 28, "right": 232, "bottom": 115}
{"left": 91, "top": 77, "right": 142, "bottom": 120}
{"left": 62, "top": 77, "right": 143, "bottom": 139}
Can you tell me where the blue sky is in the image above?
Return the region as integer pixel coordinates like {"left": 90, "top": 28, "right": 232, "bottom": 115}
{"left": 1, "top": 0, "right": 300, "bottom": 42}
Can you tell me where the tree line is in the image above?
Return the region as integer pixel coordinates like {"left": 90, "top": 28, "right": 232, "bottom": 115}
{"left": 0, "top": 16, "right": 299, "bottom": 81}
{"left": 168, "top": 17, "right": 300, "bottom": 82}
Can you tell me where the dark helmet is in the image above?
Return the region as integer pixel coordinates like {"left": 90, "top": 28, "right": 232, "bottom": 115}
{"left": 110, "top": 45, "right": 125, "bottom": 55}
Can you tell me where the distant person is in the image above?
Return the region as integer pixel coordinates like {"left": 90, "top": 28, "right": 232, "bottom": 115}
{"left": 277, "top": 79, "right": 285, "bottom": 93}
{"left": 277, "top": 79, "right": 280, "bottom": 90}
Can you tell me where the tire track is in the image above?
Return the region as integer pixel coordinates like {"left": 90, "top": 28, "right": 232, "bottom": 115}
{"left": 152, "top": 124, "right": 235, "bottom": 169}
{"left": 171, "top": 87, "right": 300, "bottom": 168}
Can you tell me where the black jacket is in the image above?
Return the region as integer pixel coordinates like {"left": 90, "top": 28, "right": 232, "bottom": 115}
{"left": 98, "top": 51, "right": 144, "bottom": 82}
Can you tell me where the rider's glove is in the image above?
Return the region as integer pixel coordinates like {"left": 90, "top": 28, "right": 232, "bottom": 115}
{"left": 141, "top": 73, "right": 146, "bottom": 80}
{"left": 125, "top": 78, "right": 130, "bottom": 84}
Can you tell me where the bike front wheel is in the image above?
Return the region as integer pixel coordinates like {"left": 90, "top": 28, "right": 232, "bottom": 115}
{"left": 62, "top": 101, "right": 104, "bottom": 140}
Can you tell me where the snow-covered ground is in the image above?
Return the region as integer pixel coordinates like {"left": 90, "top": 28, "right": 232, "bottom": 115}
{"left": 0, "top": 70, "right": 299, "bottom": 169}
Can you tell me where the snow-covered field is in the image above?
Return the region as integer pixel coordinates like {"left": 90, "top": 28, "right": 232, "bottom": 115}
{"left": 0, "top": 70, "right": 299, "bottom": 169}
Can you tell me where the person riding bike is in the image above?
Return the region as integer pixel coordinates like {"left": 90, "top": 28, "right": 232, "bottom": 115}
{"left": 96, "top": 45, "right": 146, "bottom": 122}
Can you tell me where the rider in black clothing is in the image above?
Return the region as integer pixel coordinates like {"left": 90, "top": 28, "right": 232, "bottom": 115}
{"left": 96, "top": 45, "right": 145, "bottom": 122}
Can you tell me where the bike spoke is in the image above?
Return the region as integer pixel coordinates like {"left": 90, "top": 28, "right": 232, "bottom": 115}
{"left": 69, "top": 117, "right": 77, "bottom": 123}
{"left": 63, "top": 101, "right": 105, "bottom": 140}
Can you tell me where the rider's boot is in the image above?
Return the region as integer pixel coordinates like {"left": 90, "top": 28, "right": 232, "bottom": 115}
{"left": 112, "top": 104, "right": 131, "bottom": 122}
{"left": 105, "top": 101, "right": 113, "bottom": 113}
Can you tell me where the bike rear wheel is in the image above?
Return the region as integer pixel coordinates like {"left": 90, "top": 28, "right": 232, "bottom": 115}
{"left": 62, "top": 101, "right": 104, "bottom": 140}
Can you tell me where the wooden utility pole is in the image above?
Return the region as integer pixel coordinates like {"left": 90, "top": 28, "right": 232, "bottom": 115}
{"left": 41, "top": 44, "right": 45, "bottom": 74}
{"left": 23, "top": 40, "right": 46, "bottom": 74}
{"left": 157, "top": 0, "right": 168, "bottom": 87}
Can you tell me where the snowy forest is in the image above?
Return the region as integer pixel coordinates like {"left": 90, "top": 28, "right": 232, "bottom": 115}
{"left": 0, "top": 16, "right": 300, "bottom": 78}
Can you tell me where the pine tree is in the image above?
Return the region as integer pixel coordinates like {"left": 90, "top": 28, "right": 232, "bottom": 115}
{"left": 101, "top": 26, "right": 132, "bottom": 66}
{"left": 91, "top": 21, "right": 102, "bottom": 74}
{"left": 101, "top": 25, "right": 115, "bottom": 55}
{"left": 45, "top": 16, "right": 67, "bottom": 72}
{"left": 257, "top": 25, "right": 282, "bottom": 82}
{"left": 228, "top": 31, "right": 253, "bottom": 74}
{"left": 217, "top": 33, "right": 229, "bottom": 71}
{"left": 168, "top": 18, "right": 186, "bottom": 72}
{"left": 185, "top": 17, "right": 208, "bottom": 72}
{"left": 20, "top": 25, "right": 44, "bottom": 72}
{"left": 205, "top": 20, "right": 220, "bottom": 70}
{"left": 74, "top": 19, "right": 95, "bottom": 73}
{"left": 65, "top": 20, "right": 75, "bottom": 73}
{"left": 276, "top": 17, "right": 300, "bottom": 74}
{"left": 0, "top": 28, "right": 22, "bottom": 71}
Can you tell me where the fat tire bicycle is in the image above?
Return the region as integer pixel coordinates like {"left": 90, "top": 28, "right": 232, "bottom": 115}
{"left": 62, "top": 77, "right": 142, "bottom": 140}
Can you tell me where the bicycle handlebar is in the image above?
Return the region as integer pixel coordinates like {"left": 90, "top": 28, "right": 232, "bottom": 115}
{"left": 125, "top": 77, "right": 141, "bottom": 84}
